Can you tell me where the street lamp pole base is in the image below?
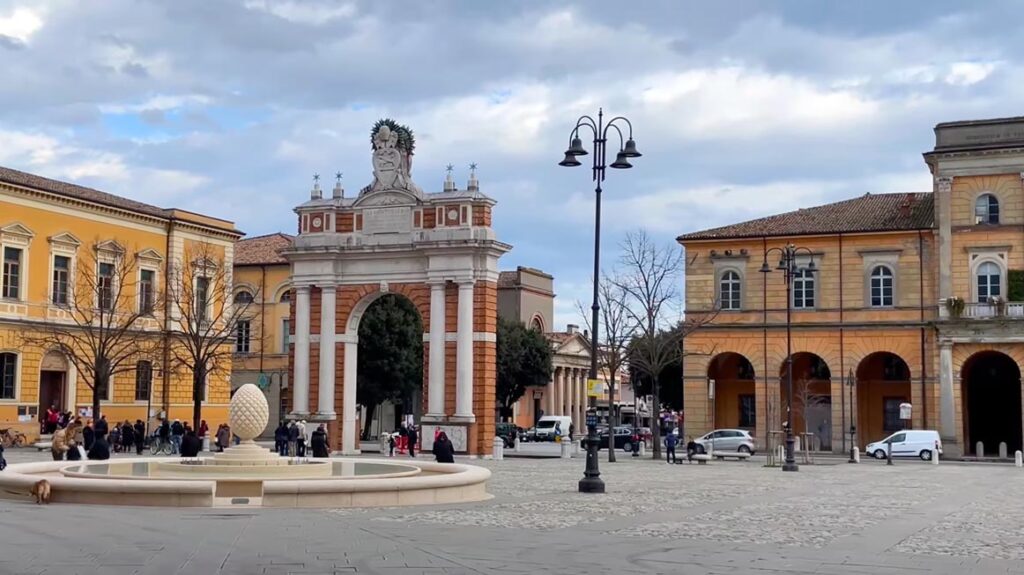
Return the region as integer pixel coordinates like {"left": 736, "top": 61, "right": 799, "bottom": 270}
{"left": 578, "top": 476, "right": 605, "bottom": 493}
{"left": 578, "top": 428, "right": 605, "bottom": 493}
{"left": 782, "top": 435, "right": 799, "bottom": 472}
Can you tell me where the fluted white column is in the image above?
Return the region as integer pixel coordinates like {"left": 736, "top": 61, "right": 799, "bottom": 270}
{"left": 293, "top": 286, "right": 311, "bottom": 416}
{"left": 455, "top": 281, "right": 475, "bottom": 418}
{"left": 563, "top": 368, "right": 571, "bottom": 417}
{"left": 573, "top": 369, "right": 582, "bottom": 431}
{"left": 939, "top": 343, "right": 955, "bottom": 441}
{"left": 427, "top": 281, "right": 447, "bottom": 417}
{"left": 342, "top": 340, "right": 358, "bottom": 454}
{"left": 317, "top": 286, "right": 336, "bottom": 417}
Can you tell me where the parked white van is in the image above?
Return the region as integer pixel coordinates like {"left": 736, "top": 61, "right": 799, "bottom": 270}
{"left": 865, "top": 430, "right": 942, "bottom": 461}
{"left": 534, "top": 416, "right": 574, "bottom": 442}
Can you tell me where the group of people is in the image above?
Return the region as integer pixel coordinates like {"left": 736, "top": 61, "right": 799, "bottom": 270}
{"left": 663, "top": 430, "right": 703, "bottom": 464}
{"left": 49, "top": 414, "right": 120, "bottom": 461}
{"left": 272, "top": 421, "right": 330, "bottom": 458}
{"left": 383, "top": 424, "right": 455, "bottom": 464}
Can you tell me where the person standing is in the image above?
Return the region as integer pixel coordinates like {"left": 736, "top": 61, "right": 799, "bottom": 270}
{"left": 94, "top": 415, "right": 109, "bottom": 440}
{"left": 170, "top": 419, "right": 184, "bottom": 454}
{"left": 134, "top": 419, "right": 146, "bottom": 455}
{"left": 87, "top": 434, "right": 110, "bottom": 460}
{"left": 311, "top": 424, "right": 329, "bottom": 458}
{"left": 274, "top": 422, "right": 288, "bottom": 456}
{"left": 217, "top": 424, "right": 231, "bottom": 452}
{"left": 180, "top": 430, "right": 202, "bottom": 457}
{"left": 665, "top": 430, "right": 678, "bottom": 464}
{"left": 296, "top": 421, "right": 307, "bottom": 457}
{"left": 158, "top": 418, "right": 171, "bottom": 451}
{"left": 198, "top": 419, "right": 209, "bottom": 440}
{"left": 432, "top": 431, "right": 455, "bottom": 463}
{"left": 287, "top": 421, "right": 299, "bottom": 456}
{"left": 82, "top": 420, "right": 95, "bottom": 451}
{"left": 51, "top": 423, "right": 73, "bottom": 461}
{"left": 120, "top": 421, "right": 134, "bottom": 455}
{"left": 407, "top": 425, "right": 418, "bottom": 458}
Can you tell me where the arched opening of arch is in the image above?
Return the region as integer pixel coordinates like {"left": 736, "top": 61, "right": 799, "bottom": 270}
{"left": 780, "top": 352, "right": 832, "bottom": 450}
{"left": 707, "top": 352, "right": 756, "bottom": 431}
{"left": 39, "top": 349, "right": 69, "bottom": 420}
{"left": 855, "top": 352, "right": 911, "bottom": 446}
{"left": 961, "top": 351, "right": 1022, "bottom": 455}
{"left": 354, "top": 293, "right": 424, "bottom": 441}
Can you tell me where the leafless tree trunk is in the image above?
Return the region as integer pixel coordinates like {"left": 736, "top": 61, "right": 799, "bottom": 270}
{"left": 577, "top": 273, "right": 634, "bottom": 462}
{"left": 167, "top": 242, "right": 254, "bottom": 430}
{"left": 30, "top": 240, "right": 162, "bottom": 423}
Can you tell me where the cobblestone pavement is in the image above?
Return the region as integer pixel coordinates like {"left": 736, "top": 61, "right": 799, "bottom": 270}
{"left": 1, "top": 448, "right": 1023, "bottom": 574}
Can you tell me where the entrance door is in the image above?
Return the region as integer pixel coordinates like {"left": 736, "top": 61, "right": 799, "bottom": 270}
{"left": 39, "top": 370, "right": 65, "bottom": 414}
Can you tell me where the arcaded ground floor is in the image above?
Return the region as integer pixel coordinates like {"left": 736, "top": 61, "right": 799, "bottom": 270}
{"left": 1, "top": 448, "right": 1023, "bottom": 574}
{"left": 684, "top": 327, "right": 1024, "bottom": 458}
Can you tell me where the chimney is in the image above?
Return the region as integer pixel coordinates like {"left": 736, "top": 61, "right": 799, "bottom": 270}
{"left": 583, "top": 329, "right": 589, "bottom": 340}
{"left": 898, "top": 193, "right": 914, "bottom": 218}
{"left": 566, "top": 324, "right": 578, "bottom": 334}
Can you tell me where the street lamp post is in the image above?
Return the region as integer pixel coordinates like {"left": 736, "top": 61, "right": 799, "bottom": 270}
{"left": 559, "top": 108, "right": 641, "bottom": 493}
{"left": 847, "top": 369, "right": 857, "bottom": 463}
{"left": 759, "top": 244, "right": 817, "bottom": 472}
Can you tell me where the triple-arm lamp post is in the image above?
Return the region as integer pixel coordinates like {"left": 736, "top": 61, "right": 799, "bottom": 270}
{"left": 759, "top": 244, "right": 817, "bottom": 472}
{"left": 559, "top": 109, "right": 641, "bottom": 493}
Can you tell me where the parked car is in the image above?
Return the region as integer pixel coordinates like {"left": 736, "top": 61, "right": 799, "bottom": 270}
{"left": 521, "top": 427, "right": 538, "bottom": 442}
{"left": 865, "top": 430, "right": 942, "bottom": 461}
{"left": 693, "top": 429, "right": 756, "bottom": 455}
{"left": 593, "top": 426, "right": 646, "bottom": 452}
{"left": 495, "top": 422, "right": 521, "bottom": 448}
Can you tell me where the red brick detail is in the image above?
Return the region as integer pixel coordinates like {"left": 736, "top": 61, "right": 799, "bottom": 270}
{"left": 337, "top": 211, "right": 354, "bottom": 233}
{"left": 413, "top": 210, "right": 421, "bottom": 228}
{"left": 422, "top": 208, "right": 436, "bottom": 229}
{"left": 355, "top": 213, "right": 363, "bottom": 231}
{"left": 472, "top": 205, "right": 491, "bottom": 226}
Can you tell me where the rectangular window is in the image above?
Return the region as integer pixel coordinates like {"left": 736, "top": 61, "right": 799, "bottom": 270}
{"left": 793, "top": 270, "right": 815, "bottom": 309}
{"left": 52, "top": 255, "right": 70, "bottom": 305}
{"left": 2, "top": 246, "right": 22, "bottom": 300}
{"left": 738, "top": 394, "right": 756, "bottom": 428}
{"left": 0, "top": 353, "right": 15, "bottom": 399}
{"left": 98, "top": 262, "right": 115, "bottom": 311}
{"left": 195, "top": 276, "right": 210, "bottom": 322}
{"left": 134, "top": 361, "right": 152, "bottom": 402}
{"left": 236, "top": 320, "right": 251, "bottom": 353}
{"left": 139, "top": 269, "right": 155, "bottom": 314}
{"left": 281, "top": 318, "right": 291, "bottom": 353}
{"left": 883, "top": 397, "right": 903, "bottom": 432}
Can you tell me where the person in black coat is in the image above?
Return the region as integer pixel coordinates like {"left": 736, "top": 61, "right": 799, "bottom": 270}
{"left": 134, "top": 420, "right": 146, "bottom": 455}
{"left": 274, "top": 422, "right": 289, "bottom": 456}
{"left": 87, "top": 436, "right": 110, "bottom": 460}
{"left": 287, "top": 422, "right": 299, "bottom": 456}
{"left": 94, "top": 415, "right": 109, "bottom": 439}
{"left": 310, "top": 424, "right": 329, "bottom": 458}
{"left": 432, "top": 431, "right": 455, "bottom": 463}
{"left": 179, "top": 430, "right": 202, "bottom": 457}
{"left": 83, "top": 423, "right": 95, "bottom": 451}
{"left": 120, "top": 422, "right": 135, "bottom": 454}
{"left": 406, "top": 425, "right": 418, "bottom": 458}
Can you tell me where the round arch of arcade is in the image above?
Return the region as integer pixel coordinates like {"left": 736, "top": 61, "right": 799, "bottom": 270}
{"left": 957, "top": 349, "right": 1024, "bottom": 457}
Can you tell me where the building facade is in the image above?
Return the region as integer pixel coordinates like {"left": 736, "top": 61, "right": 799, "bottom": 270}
{"left": 678, "top": 116, "right": 1024, "bottom": 458}
{"left": 0, "top": 166, "right": 241, "bottom": 440}
{"left": 231, "top": 233, "right": 293, "bottom": 436}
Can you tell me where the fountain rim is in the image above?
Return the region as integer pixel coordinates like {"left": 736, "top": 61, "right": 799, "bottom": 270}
{"left": 57, "top": 457, "right": 422, "bottom": 482}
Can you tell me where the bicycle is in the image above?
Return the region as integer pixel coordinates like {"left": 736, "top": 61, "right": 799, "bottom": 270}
{"left": 0, "top": 428, "right": 26, "bottom": 448}
{"left": 149, "top": 436, "right": 173, "bottom": 455}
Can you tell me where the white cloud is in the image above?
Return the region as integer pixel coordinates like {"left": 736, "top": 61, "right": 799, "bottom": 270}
{"left": 98, "top": 94, "right": 213, "bottom": 114}
{"left": 0, "top": 7, "right": 43, "bottom": 42}
{"left": 945, "top": 61, "right": 998, "bottom": 86}
{"left": 243, "top": 0, "right": 355, "bottom": 25}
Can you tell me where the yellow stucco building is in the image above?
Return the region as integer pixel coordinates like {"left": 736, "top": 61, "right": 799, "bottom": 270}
{"left": 679, "top": 116, "right": 1024, "bottom": 459}
{"left": 0, "top": 166, "right": 241, "bottom": 440}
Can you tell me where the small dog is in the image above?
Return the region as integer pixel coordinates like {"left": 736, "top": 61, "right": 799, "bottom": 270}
{"left": 30, "top": 479, "right": 51, "bottom": 504}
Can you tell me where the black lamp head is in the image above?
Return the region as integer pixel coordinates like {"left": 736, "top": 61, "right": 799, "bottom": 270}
{"left": 609, "top": 151, "right": 632, "bottom": 169}
{"left": 622, "top": 138, "right": 641, "bottom": 158}
{"left": 567, "top": 137, "right": 588, "bottom": 157}
{"left": 559, "top": 152, "right": 582, "bottom": 167}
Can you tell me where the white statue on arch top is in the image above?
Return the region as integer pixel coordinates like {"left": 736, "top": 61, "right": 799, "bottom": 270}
{"left": 363, "top": 118, "right": 423, "bottom": 201}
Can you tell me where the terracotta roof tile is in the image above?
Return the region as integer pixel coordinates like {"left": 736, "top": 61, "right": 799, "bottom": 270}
{"left": 677, "top": 192, "right": 934, "bottom": 241}
{"left": 235, "top": 233, "right": 294, "bottom": 265}
{"left": 0, "top": 165, "right": 170, "bottom": 218}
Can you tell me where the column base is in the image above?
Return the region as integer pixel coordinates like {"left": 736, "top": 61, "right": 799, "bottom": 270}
{"left": 338, "top": 449, "right": 361, "bottom": 456}
{"left": 310, "top": 412, "right": 337, "bottom": 421}
{"left": 450, "top": 414, "right": 476, "bottom": 423}
{"left": 287, "top": 412, "right": 310, "bottom": 420}
{"left": 421, "top": 413, "right": 447, "bottom": 423}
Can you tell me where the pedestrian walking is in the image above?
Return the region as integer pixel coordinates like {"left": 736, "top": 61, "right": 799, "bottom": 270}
{"left": 665, "top": 430, "right": 678, "bottom": 464}
{"left": 287, "top": 421, "right": 299, "bottom": 456}
{"left": 297, "top": 421, "right": 307, "bottom": 457}
{"left": 274, "top": 422, "right": 288, "bottom": 456}
{"left": 216, "top": 424, "right": 231, "bottom": 452}
{"left": 432, "top": 431, "right": 455, "bottom": 463}
{"left": 170, "top": 419, "right": 184, "bottom": 454}
{"left": 407, "top": 425, "right": 418, "bottom": 458}
{"left": 134, "top": 419, "right": 146, "bottom": 455}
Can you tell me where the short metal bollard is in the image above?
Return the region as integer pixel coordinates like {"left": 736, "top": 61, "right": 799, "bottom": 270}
{"left": 492, "top": 436, "right": 504, "bottom": 461}
{"left": 1000, "top": 442, "right": 1008, "bottom": 459}
{"left": 639, "top": 442, "right": 646, "bottom": 457}
{"left": 560, "top": 439, "right": 572, "bottom": 459}
{"left": 514, "top": 437, "right": 522, "bottom": 452}
{"left": 931, "top": 448, "right": 938, "bottom": 465}
{"left": 853, "top": 446, "right": 860, "bottom": 464}
{"left": 977, "top": 441, "right": 984, "bottom": 457}
{"left": 202, "top": 437, "right": 210, "bottom": 452}
{"left": 1016, "top": 450, "right": 1023, "bottom": 468}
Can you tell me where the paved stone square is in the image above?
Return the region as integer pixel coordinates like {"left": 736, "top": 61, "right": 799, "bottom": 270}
{"left": 2, "top": 449, "right": 1023, "bottom": 574}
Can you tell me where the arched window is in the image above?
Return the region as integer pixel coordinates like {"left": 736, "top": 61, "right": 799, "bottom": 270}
{"left": 134, "top": 360, "right": 152, "bottom": 402}
{"left": 793, "top": 268, "right": 815, "bottom": 309}
{"left": 719, "top": 271, "right": 741, "bottom": 310}
{"left": 977, "top": 261, "right": 1001, "bottom": 302}
{"left": 279, "top": 290, "right": 291, "bottom": 303}
{"left": 870, "top": 266, "right": 894, "bottom": 307}
{"left": 0, "top": 352, "right": 15, "bottom": 399}
{"left": 975, "top": 194, "right": 999, "bottom": 224}
{"left": 530, "top": 315, "right": 544, "bottom": 332}
{"left": 233, "top": 290, "right": 254, "bottom": 304}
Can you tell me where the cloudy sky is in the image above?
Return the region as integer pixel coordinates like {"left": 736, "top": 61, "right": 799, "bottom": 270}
{"left": 1, "top": 1, "right": 1021, "bottom": 328}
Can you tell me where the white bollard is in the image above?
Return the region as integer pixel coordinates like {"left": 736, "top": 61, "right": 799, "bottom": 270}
{"left": 999, "top": 442, "right": 1008, "bottom": 459}
{"left": 776, "top": 445, "right": 784, "bottom": 462}
{"left": 514, "top": 437, "right": 522, "bottom": 452}
{"left": 492, "top": 436, "right": 504, "bottom": 461}
{"left": 639, "top": 442, "right": 646, "bottom": 457}
{"left": 931, "top": 448, "right": 938, "bottom": 465}
{"left": 202, "top": 437, "right": 210, "bottom": 452}
{"left": 1015, "top": 450, "right": 1022, "bottom": 468}
{"left": 560, "top": 439, "right": 572, "bottom": 459}
{"left": 853, "top": 446, "right": 860, "bottom": 464}
{"left": 977, "top": 441, "right": 984, "bottom": 457}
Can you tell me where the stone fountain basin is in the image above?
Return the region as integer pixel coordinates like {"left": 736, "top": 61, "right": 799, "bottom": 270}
{"left": 0, "top": 457, "right": 491, "bottom": 508}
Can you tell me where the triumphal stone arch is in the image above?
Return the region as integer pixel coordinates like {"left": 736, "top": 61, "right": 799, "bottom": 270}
{"left": 283, "top": 120, "right": 509, "bottom": 455}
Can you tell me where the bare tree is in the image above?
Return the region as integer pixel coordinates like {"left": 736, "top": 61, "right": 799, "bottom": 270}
{"left": 790, "top": 377, "right": 830, "bottom": 451}
{"left": 32, "top": 240, "right": 162, "bottom": 423}
{"left": 168, "top": 242, "right": 255, "bottom": 430}
{"left": 577, "top": 273, "right": 634, "bottom": 462}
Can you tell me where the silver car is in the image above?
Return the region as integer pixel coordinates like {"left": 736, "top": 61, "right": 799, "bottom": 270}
{"left": 694, "top": 429, "right": 756, "bottom": 455}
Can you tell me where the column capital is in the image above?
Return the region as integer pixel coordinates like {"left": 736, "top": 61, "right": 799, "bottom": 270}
{"left": 935, "top": 176, "right": 953, "bottom": 193}
{"left": 456, "top": 278, "right": 476, "bottom": 287}
{"left": 295, "top": 284, "right": 312, "bottom": 293}
{"left": 320, "top": 284, "right": 337, "bottom": 293}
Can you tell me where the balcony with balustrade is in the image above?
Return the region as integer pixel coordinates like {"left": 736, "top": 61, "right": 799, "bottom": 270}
{"left": 938, "top": 297, "right": 1024, "bottom": 320}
